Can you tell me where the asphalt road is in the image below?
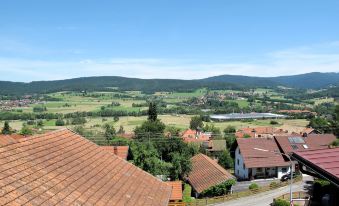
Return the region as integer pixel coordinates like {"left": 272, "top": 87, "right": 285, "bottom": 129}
{"left": 213, "top": 175, "right": 313, "bottom": 206}
{"left": 232, "top": 179, "right": 278, "bottom": 192}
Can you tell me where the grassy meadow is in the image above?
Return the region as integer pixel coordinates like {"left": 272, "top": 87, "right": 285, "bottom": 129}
{"left": 2, "top": 88, "right": 312, "bottom": 135}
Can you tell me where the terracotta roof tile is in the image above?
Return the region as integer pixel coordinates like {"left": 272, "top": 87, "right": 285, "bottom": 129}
{"left": 0, "top": 134, "right": 26, "bottom": 146}
{"left": 237, "top": 138, "right": 289, "bottom": 168}
{"left": 182, "top": 129, "right": 210, "bottom": 143}
{"left": 167, "top": 181, "right": 183, "bottom": 201}
{"left": 188, "top": 154, "right": 234, "bottom": 193}
{"left": 274, "top": 134, "right": 336, "bottom": 154}
{"left": 0, "top": 129, "right": 171, "bottom": 206}
{"left": 235, "top": 127, "right": 288, "bottom": 138}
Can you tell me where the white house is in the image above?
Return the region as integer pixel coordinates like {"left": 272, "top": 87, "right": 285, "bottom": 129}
{"left": 235, "top": 138, "right": 290, "bottom": 180}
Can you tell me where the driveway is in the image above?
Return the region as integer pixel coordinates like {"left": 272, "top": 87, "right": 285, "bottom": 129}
{"left": 213, "top": 175, "right": 313, "bottom": 206}
{"left": 232, "top": 178, "right": 279, "bottom": 192}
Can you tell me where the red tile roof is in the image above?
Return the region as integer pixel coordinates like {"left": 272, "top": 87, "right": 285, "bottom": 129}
{"left": 101, "top": 145, "right": 129, "bottom": 160}
{"left": 0, "top": 134, "right": 26, "bottom": 146}
{"left": 0, "top": 129, "right": 171, "bottom": 206}
{"left": 237, "top": 138, "right": 289, "bottom": 168}
{"left": 167, "top": 181, "right": 183, "bottom": 201}
{"left": 292, "top": 147, "right": 339, "bottom": 186}
{"left": 182, "top": 129, "right": 210, "bottom": 143}
{"left": 278, "top": 110, "right": 316, "bottom": 115}
{"left": 274, "top": 134, "right": 336, "bottom": 154}
{"left": 188, "top": 154, "right": 234, "bottom": 193}
{"left": 235, "top": 127, "right": 288, "bottom": 138}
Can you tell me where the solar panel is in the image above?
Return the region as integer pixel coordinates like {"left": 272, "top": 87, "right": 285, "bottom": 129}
{"left": 288, "top": 137, "right": 305, "bottom": 144}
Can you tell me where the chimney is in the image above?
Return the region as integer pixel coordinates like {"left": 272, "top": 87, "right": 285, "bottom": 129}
{"left": 113, "top": 146, "right": 118, "bottom": 155}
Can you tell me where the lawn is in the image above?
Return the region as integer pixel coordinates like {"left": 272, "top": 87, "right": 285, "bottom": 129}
{"left": 183, "top": 183, "right": 194, "bottom": 203}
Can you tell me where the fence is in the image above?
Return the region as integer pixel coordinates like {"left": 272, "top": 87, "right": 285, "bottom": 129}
{"left": 178, "top": 176, "right": 302, "bottom": 206}
{"left": 277, "top": 191, "right": 309, "bottom": 200}
{"left": 274, "top": 191, "right": 310, "bottom": 206}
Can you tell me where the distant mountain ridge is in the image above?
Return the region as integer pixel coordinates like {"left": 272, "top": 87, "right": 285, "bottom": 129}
{"left": 203, "top": 72, "right": 339, "bottom": 89}
{"left": 0, "top": 72, "right": 338, "bottom": 95}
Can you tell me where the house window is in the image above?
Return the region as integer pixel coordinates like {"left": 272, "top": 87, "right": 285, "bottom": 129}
{"left": 256, "top": 168, "right": 262, "bottom": 172}
{"left": 282, "top": 167, "right": 287, "bottom": 173}
{"left": 237, "top": 159, "right": 239, "bottom": 165}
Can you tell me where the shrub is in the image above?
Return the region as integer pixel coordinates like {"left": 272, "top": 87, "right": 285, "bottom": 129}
{"left": 20, "top": 124, "right": 33, "bottom": 136}
{"left": 201, "top": 179, "right": 236, "bottom": 197}
{"left": 249, "top": 183, "right": 259, "bottom": 190}
{"left": 71, "top": 117, "right": 87, "bottom": 125}
{"left": 55, "top": 119, "right": 65, "bottom": 126}
{"left": 330, "top": 139, "right": 339, "bottom": 147}
{"left": 272, "top": 199, "right": 289, "bottom": 206}
{"left": 313, "top": 179, "right": 331, "bottom": 202}
{"left": 27, "top": 120, "right": 36, "bottom": 125}
{"left": 270, "top": 120, "right": 279, "bottom": 125}
{"left": 33, "top": 106, "right": 47, "bottom": 113}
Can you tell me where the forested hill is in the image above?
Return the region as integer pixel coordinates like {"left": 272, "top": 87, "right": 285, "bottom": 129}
{"left": 0, "top": 76, "right": 242, "bottom": 95}
{"left": 0, "top": 72, "right": 338, "bottom": 95}
{"left": 204, "top": 72, "right": 339, "bottom": 89}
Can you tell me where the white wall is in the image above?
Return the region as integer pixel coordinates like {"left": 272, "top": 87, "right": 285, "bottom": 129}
{"left": 235, "top": 146, "right": 291, "bottom": 180}
{"left": 235, "top": 147, "right": 249, "bottom": 179}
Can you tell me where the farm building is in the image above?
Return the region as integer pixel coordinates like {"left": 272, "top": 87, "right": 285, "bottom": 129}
{"left": 210, "top": 113, "right": 286, "bottom": 121}
{"left": 187, "top": 153, "right": 234, "bottom": 197}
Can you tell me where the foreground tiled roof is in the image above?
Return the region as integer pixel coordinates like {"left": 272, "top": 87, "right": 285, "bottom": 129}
{"left": 167, "top": 181, "right": 183, "bottom": 201}
{"left": 275, "top": 134, "right": 336, "bottom": 154}
{"left": 237, "top": 138, "right": 289, "bottom": 168}
{"left": 292, "top": 147, "right": 339, "bottom": 186}
{"left": 187, "top": 154, "right": 234, "bottom": 193}
{"left": 101, "top": 146, "right": 129, "bottom": 160}
{"left": 0, "top": 129, "right": 171, "bottom": 206}
{"left": 0, "top": 134, "right": 26, "bottom": 146}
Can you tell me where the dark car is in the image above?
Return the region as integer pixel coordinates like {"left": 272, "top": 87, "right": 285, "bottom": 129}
{"left": 280, "top": 172, "right": 298, "bottom": 181}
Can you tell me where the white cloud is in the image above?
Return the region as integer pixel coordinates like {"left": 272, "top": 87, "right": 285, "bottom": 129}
{"left": 0, "top": 41, "right": 339, "bottom": 82}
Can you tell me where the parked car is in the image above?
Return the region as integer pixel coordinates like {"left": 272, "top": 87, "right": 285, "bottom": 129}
{"left": 280, "top": 172, "right": 298, "bottom": 181}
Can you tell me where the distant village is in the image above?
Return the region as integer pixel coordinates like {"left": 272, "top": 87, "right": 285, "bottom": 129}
{"left": 0, "top": 96, "right": 43, "bottom": 111}
{"left": 1, "top": 119, "right": 338, "bottom": 205}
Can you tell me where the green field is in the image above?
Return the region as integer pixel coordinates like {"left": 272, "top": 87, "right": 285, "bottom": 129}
{"left": 2, "top": 88, "right": 313, "bottom": 135}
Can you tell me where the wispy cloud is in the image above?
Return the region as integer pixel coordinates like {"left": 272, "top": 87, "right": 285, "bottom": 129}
{"left": 0, "top": 41, "right": 339, "bottom": 82}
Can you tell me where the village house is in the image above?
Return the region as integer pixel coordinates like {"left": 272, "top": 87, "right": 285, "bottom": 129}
{"left": 235, "top": 138, "right": 290, "bottom": 180}
{"left": 187, "top": 153, "right": 234, "bottom": 197}
{"left": 181, "top": 128, "right": 211, "bottom": 143}
{"left": 235, "top": 126, "right": 288, "bottom": 139}
{"left": 274, "top": 134, "right": 336, "bottom": 155}
{"left": 0, "top": 129, "right": 172, "bottom": 206}
{"left": 274, "top": 134, "right": 336, "bottom": 171}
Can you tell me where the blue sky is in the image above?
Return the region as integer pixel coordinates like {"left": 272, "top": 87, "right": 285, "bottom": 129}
{"left": 1, "top": 0, "right": 339, "bottom": 81}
